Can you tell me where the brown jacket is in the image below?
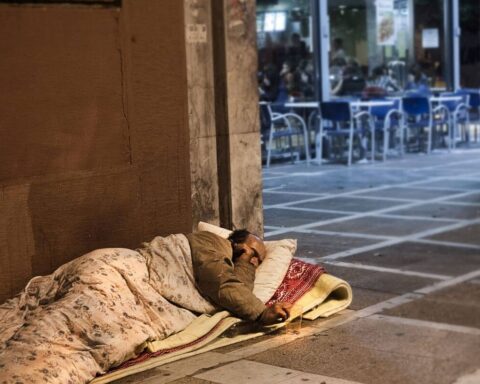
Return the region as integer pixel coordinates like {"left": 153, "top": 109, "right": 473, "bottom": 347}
{"left": 187, "top": 231, "right": 266, "bottom": 321}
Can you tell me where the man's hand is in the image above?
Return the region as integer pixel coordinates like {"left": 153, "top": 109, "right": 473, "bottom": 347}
{"left": 258, "top": 303, "right": 293, "bottom": 325}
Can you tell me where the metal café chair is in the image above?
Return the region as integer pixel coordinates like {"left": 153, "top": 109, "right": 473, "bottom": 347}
{"left": 259, "top": 102, "right": 310, "bottom": 168}
{"left": 318, "top": 101, "right": 373, "bottom": 166}
{"left": 439, "top": 91, "right": 470, "bottom": 148}
{"left": 402, "top": 95, "right": 450, "bottom": 153}
{"left": 367, "top": 99, "right": 404, "bottom": 161}
{"left": 461, "top": 89, "right": 480, "bottom": 142}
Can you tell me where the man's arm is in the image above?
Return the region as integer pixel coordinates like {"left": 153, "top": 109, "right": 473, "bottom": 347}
{"left": 188, "top": 232, "right": 292, "bottom": 323}
{"left": 189, "top": 235, "right": 266, "bottom": 321}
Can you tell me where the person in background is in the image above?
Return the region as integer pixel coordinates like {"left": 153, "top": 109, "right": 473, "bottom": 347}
{"left": 331, "top": 61, "right": 366, "bottom": 97}
{"left": 405, "top": 65, "right": 431, "bottom": 94}
{"left": 258, "top": 63, "right": 280, "bottom": 102}
{"left": 331, "top": 37, "right": 347, "bottom": 62}
{"left": 295, "top": 59, "right": 315, "bottom": 99}
{"left": 368, "top": 65, "right": 400, "bottom": 92}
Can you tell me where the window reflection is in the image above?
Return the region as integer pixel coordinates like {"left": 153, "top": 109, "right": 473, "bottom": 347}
{"left": 256, "top": 0, "right": 315, "bottom": 102}
{"left": 328, "top": 0, "right": 446, "bottom": 98}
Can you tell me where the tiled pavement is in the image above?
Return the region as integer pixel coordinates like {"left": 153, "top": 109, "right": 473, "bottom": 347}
{"left": 114, "top": 150, "right": 480, "bottom": 384}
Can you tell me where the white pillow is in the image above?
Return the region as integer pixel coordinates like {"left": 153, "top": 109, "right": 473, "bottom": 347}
{"left": 197, "top": 222, "right": 296, "bottom": 303}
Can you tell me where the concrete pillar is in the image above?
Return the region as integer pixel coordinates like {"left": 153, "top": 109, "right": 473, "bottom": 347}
{"left": 184, "top": 0, "right": 221, "bottom": 229}
{"left": 211, "top": 0, "right": 264, "bottom": 235}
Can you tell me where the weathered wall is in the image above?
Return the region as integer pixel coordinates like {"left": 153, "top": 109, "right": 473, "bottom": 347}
{"left": 0, "top": 1, "right": 192, "bottom": 302}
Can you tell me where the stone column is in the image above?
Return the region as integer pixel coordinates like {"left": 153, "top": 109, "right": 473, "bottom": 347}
{"left": 184, "top": 0, "right": 221, "bottom": 229}
{"left": 212, "top": 0, "right": 264, "bottom": 235}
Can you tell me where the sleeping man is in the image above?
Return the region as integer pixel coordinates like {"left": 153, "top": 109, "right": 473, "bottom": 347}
{"left": 0, "top": 229, "right": 291, "bottom": 384}
{"left": 189, "top": 229, "right": 292, "bottom": 324}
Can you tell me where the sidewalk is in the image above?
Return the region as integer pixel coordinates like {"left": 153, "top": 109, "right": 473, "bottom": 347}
{"left": 115, "top": 149, "right": 480, "bottom": 384}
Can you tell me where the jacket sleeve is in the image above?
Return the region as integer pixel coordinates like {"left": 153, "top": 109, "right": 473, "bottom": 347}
{"left": 187, "top": 232, "right": 266, "bottom": 321}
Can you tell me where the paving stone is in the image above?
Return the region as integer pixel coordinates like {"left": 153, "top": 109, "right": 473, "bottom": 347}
{"left": 195, "top": 360, "right": 363, "bottom": 384}
{"left": 321, "top": 264, "right": 436, "bottom": 296}
{"left": 169, "top": 377, "right": 215, "bottom": 384}
{"left": 346, "top": 242, "right": 480, "bottom": 276}
{"left": 354, "top": 186, "right": 462, "bottom": 200}
{"left": 266, "top": 231, "right": 380, "bottom": 259}
{"left": 292, "top": 196, "right": 406, "bottom": 213}
{"left": 110, "top": 368, "right": 184, "bottom": 384}
{"left": 263, "top": 192, "right": 321, "bottom": 206}
{"left": 315, "top": 216, "right": 447, "bottom": 237}
{"left": 346, "top": 287, "right": 395, "bottom": 310}
{"left": 418, "top": 179, "right": 480, "bottom": 190}
{"left": 160, "top": 352, "right": 237, "bottom": 376}
{"left": 386, "top": 202, "right": 480, "bottom": 220}
{"left": 264, "top": 208, "right": 347, "bottom": 228}
{"left": 427, "top": 224, "right": 480, "bottom": 246}
{"left": 446, "top": 192, "right": 480, "bottom": 204}
{"left": 382, "top": 280, "right": 480, "bottom": 328}
{"left": 248, "top": 317, "right": 480, "bottom": 384}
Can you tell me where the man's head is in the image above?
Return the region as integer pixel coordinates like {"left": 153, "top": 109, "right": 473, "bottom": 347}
{"left": 228, "top": 229, "right": 266, "bottom": 264}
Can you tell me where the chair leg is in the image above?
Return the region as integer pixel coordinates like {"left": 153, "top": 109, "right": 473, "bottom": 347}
{"left": 267, "top": 124, "right": 274, "bottom": 168}
{"left": 371, "top": 120, "right": 375, "bottom": 163}
{"left": 427, "top": 117, "right": 433, "bottom": 154}
{"left": 399, "top": 116, "right": 405, "bottom": 156}
{"left": 383, "top": 121, "right": 389, "bottom": 162}
{"left": 303, "top": 129, "right": 310, "bottom": 166}
{"left": 348, "top": 119, "right": 354, "bottom": 166}
{"left": 316, "top": 121, "right": 324, "bottom": 164}
{"left": 451, "top": 116, "right": 456, "bottom": 151}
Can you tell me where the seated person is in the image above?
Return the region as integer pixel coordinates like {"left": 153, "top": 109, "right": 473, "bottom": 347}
{"left": 405, "top": 65, "right": 431, "bottom": 95}
{"left": 365, "top": 65, "right": 400, "bottom": 96}
{"left": 331, "top": 63, "right": 366, "bottom": 97}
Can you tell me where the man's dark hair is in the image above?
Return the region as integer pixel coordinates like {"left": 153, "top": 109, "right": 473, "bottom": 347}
{"left": 227, "top": 229, "right": 251, "bottom": 245}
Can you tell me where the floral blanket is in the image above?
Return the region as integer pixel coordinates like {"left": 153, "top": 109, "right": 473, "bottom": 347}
{"left": 0, "top": 234, "right": 216, "bottom": 384}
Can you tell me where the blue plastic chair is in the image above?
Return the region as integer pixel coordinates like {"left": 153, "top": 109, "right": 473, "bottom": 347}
{"left": 368, "top": 99, "right": 404, "bottom": 161}
{"left": 440, "top": 91, "right": 470, "bottom": 148}
{"left": 318, "top": 101, "right": 372, "bottom": 166}
{"left": 402, "top": 96, "right": 449, "bottom": 153}
{"left": 460, "top": 89, "right": 480, "bottom": 142}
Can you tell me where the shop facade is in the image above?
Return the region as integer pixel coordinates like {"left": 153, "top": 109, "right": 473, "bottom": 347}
{"left": 256, "top": 0, "right": 479, "bottom": 102}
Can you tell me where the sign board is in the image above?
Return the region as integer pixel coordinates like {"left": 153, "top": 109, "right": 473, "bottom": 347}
{"left": 422, "top": 28, "right": 439, "bottom": 48}
{"left": 186, "top": 24, "right": 207, "bottom": 44}
{"left": 376, "top": 0, "right": 396, "bottom": 46}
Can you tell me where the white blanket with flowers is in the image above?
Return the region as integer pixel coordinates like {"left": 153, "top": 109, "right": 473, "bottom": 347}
{"left": 0, "top": 234, "right": 217, "bottom": 384}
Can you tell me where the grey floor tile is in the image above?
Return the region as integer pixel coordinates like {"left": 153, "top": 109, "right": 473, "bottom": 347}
{"left": 169, "top": 377, "right": 215, "bottom": 384}
{"left": 383, "top": 280, "right": 480, "bottom": 328}
{"left": 248, "top": 317, "right": 480, "bottom": 384}
{"left": 292, "top": 196, "right": 406, "bottom": 213}
{"left": 446, "top": 192, "right": 480, "bottom": 204}
{"left": 264, "top": 208, "right": 346, "bottom": 228}
{"left": 417, "top": 179, "right": 480, "bottom": 190}
{"left": 322, "top": 264, "right": 436, "bottom": 296}
{"left": 354, "top": 186, "right": 463, "bottom": 200}
{"left": 315, "top": 216, "right": 447, "bottom": 237}
{"left": 428, "top": 224, "right": 480, "bottom": 246}
{"left": 263, "top": 192, "right": 321, "bottom": 206}
{"left": 346, "top": 242, "right": 480, "bottom": 276}
{"left": 386, "top": 202, "right": 480, "bottom": 220}
{"left": 266, "top": 231, "right": 380, "bottom": 259}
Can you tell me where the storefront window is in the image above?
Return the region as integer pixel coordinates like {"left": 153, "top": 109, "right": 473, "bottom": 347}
{"left": 327, "top": 0, "right": 447, "bottom": 98}
{"left": 256, "top": 0, "right": 316, "bottom": 102}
